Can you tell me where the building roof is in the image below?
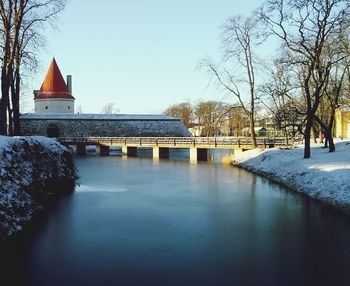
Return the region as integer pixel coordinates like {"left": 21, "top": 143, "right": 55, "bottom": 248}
{"left": 34, "top": 58, "right": 75, "bottom": 100}
{"left": 20, "top": 113, "right": 180, "bottom": 121}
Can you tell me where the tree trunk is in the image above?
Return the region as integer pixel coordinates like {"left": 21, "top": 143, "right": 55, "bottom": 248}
{"left": 328, "top": 136, "right": 335, "bottom": 152}
{"left": 327, "top": 114, "right": 335, "bottom": 152}
{"left": 12, "top": 69, "right": 21, "bottom": 135}
{"left": 250, "top": 114, "right": 257, "bottom": 148}
{"left": 9, "top": 71, "right": 15, "bottom": 136}
{"left": 0, "top": 100, "right": 8, "bottom": 135}
{"left": 319, "top": 129, "right": 323, "bottom": 144}
{"left": 0, "top": 72, "right": 10, "bottom": 135}
{"left": 323, "top": 124, "right": 334, "bottom": 151}
{"left": 304, "top": 115, "right": 313, "bottom": 159}
{"left": 285, "top": 126, "right": 289, "bottom": 145}
{"left": 7, "top": 100, "right": 13, "bottom": 136}
{"left": 314, "top": 114, "right": 335, "bottom": 153}
{"left": 324, "top": 137, "right": 329, "bottom": 148}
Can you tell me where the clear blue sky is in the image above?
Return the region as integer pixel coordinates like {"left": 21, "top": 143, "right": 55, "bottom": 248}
{"left": 25, "top": 0, "right": 266, "bottom": 114}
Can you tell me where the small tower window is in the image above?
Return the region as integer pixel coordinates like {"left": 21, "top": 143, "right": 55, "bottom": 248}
{"left": 45, "top": 106, "right": 48, "bottom": 109}
{"left": 68, "top": 106, "right": 70, "bottom": 110}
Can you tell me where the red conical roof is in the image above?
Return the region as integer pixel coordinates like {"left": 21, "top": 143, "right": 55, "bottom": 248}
{"left": 35, "top": 58, "right": 74, "bottom": 100}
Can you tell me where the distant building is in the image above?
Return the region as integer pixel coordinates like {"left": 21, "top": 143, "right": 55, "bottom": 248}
{"left": 188, "top": 126, "right": 204, "bottom": 137}
{"left": 20, "top": 58, "right": 190, "bottom": 138}
{"left": 34, "top": 58, "right": 75, "bottom": 114}
{"left": 241, "top": 127, "right": 267, "bottom": 137}
{"left": 335, "top": 106, "right": 350, "bottom": 139}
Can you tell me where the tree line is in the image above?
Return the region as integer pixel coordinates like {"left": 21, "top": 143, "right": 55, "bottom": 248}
{"left": 166, "top": 0, "right": 350, "bottom": 158}
{"left": 0, "top": 0, "right": 66, "bottom": 136}
{"left": 164, "top": 100, "right": 254, "bottom": 137}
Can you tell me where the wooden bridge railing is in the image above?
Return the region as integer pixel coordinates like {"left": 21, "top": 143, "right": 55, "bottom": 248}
{"left": 58, "top": 136, "right": 303, "bottom": 148}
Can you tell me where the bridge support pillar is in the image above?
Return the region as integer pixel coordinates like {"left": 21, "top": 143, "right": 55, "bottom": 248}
{"left": 153, "top": 147, "right": 169, "bottom": 159}
{"left": 76, "top": 143, "right": 86, "bottom": 156}
{"left": 190, "top": 148, "right": 208, "bottom": 163}
{"left": 122, "top": 146, "right": 137, "bottom": 157}
{"left": 96, "top": 145, "right": 110, "bottom": 156}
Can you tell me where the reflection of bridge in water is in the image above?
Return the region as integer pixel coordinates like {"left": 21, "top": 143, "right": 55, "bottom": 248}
{"left": 59, "top": 137, "right": 301, "bottom": 162}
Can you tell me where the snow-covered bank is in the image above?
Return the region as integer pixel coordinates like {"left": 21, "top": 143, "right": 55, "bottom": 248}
{"left": 232, "top": 141, "right": 350, "bottom": 212}
{"left": 0, "top": 136, "right": 77, "bottom": 239}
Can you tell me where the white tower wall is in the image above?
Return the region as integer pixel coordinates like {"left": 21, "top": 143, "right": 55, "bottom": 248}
{"left": 35, "top": 98, "right": 75, "bottom": 114}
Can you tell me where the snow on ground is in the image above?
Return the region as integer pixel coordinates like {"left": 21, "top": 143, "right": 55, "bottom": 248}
{"left": 0, "top": 135, "right": 64, "bottom": 151}
{"left": 233, "top": 140, "right": 350, "bottom": 212}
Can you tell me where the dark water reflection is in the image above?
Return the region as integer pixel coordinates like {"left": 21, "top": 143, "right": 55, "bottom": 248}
{"left": 2, "top": 153, "right": 350, "bottom": 286}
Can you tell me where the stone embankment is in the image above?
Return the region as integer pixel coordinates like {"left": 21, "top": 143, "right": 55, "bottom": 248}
{"left": 0, "top": 136, "right": 77, "bottom": 239}
{"left": 232, "top": 141, "right": 350, "bottom": 213}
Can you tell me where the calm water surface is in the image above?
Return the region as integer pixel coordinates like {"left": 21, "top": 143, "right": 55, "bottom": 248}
{"left": 2, "top": 152, "right": 350, "bottom": 286}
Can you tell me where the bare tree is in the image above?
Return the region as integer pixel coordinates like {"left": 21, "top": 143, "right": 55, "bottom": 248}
{"left": 314, "top": 38, "right": 350, "bottom": 151}
{"left": 226, "top": 106, "right": 250, "bottom": 136}
{"left": 259, "top": 59, "right": 305, "bottom": 139}
{"left": 200, "top": 15, "right": 261, "bottom": 147}
{"left": 0, "top": 0, "right": 66, "bottom": 135}
{"left": 259, "top": 0, "right": 350, "bottom": 158}
{"left": 101, "top": 103, "right": 119, "bottom": 114}
{"left": 164, "top": 102, "right": 193, "bottom": 128}
{"left": 194, "top": 100, "right": 226, "bottom": 137}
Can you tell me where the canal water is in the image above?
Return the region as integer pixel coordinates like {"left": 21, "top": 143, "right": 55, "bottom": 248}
{"left": 2, "top": 151, "right": 350, "bottom": 286}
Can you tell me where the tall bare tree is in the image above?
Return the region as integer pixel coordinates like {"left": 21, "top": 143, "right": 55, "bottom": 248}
{"left": 194, "top": 100, "right": 226, "bottom": 136}
{"left": 314, "top": 40, "right": 350, "bottom": 151}
{"left": 201, "top": 15, "right": 261, "bottom": 147}
{"left": 259, "top": 59, "right": 305, "bottom": 139}
{"left": 0, "top": 0, "right": 66, "bottom": 135}
{"left": 224, "top": 106, "right": 250, "bottom": 136}
{"left": 259, "top": 0, "right": 350, "bottom": 158}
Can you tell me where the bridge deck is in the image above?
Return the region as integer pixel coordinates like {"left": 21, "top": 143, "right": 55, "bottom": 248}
{"left": 59, "top": 136, "right": 301, "bottom": 149}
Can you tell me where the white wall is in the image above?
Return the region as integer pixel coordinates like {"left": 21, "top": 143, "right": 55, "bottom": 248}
{"left": 35, "top": 99, "right": 75, "bottom": 114}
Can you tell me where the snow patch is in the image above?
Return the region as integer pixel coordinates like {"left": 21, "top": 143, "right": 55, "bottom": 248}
{"left": 0, "top": 136, "right": 77, "bottom": 239}
{"left": 233, "top": 140, "right": 350, "bottom": 212}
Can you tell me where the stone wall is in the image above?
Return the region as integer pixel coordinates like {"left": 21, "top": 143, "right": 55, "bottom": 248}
{"left": 20, "top": 114, "right": 191, "bottom": 137}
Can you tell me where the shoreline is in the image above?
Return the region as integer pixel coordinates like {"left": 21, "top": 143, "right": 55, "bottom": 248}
{"left": 231, "top": 141, "right": 350, "bottom": 215}
{"left": 233, "top": 162, "right": 350, "bottom": 215}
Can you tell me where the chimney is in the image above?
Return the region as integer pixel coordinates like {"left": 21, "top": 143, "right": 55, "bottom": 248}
{"left": 67, "top": 75, "right": 72, "bottom": 94}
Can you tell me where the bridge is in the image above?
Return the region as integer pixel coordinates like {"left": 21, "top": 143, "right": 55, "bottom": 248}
{"left": 59, "top": 136, "right": 301, "bottom": 162}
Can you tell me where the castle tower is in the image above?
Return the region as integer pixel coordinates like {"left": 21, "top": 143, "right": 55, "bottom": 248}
{"left": 34, "top": 58, "right": 75, "bottom": 114}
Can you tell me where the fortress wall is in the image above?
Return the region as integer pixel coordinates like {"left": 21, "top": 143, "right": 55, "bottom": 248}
{"left": 20, "top": 117, "right": 191, "bottom": 137}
